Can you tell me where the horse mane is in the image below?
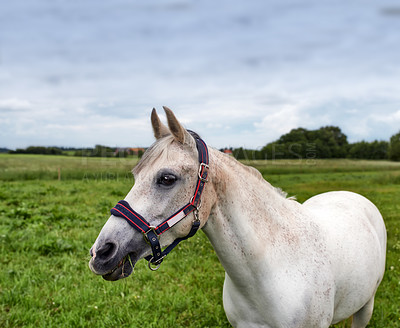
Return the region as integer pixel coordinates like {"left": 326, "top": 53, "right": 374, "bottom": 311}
{"left": 223, "top": 153, "right": 296, "bottom": 201}
{"left": 274, "top": 187, "right": 296, "bottom": 200}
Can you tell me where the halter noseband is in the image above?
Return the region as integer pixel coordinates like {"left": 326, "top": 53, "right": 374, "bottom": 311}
{"left": 110, "top": 136, "right": 209, "bottom": 271}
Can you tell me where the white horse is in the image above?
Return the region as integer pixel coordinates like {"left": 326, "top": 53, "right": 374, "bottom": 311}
{"left": 89, "top": 107, "right": 386, "bottom": 328}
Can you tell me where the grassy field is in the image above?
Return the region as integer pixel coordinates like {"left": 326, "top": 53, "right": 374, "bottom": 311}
{"left": 0, "top": 154, "right": 400, "bottom": 327}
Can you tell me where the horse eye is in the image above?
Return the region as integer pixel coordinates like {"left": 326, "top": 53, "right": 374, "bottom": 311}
{"left": 157, "top": 174, "right": 178, "bottom": 187}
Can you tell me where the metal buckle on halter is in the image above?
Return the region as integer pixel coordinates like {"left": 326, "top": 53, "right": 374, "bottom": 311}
{"left": 198, "top": 163, "right": 209, "bottom": 183}
{"left": 148, "top": 255, "right": 165, "bottom": 271}
{"left": 143, "top": 226, "right": 159, "bottom": 244}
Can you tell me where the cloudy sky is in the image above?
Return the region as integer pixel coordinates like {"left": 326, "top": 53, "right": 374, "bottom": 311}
{"left": 1, "top": 0, "right": 400, "bottom": 150}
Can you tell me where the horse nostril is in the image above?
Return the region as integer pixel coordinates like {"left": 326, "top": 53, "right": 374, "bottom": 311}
{"left": 96, "top": 242, "right": 117, "bottom": 261}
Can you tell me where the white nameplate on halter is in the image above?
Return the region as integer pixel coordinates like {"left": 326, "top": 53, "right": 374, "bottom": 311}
{"left": 167, "top": 211, "right": 187, "bottom": 228}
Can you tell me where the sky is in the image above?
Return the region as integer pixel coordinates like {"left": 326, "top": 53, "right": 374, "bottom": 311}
{"left": 1, "top": 0, "right": 400, "bottom": 150}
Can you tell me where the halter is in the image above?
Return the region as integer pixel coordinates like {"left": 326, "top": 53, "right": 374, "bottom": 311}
{"left": 110, "top": 136, "right": 209, "bottom": 271}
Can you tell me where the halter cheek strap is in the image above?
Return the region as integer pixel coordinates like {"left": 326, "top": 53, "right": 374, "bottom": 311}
{"left": 110, "top": 136, "right": 209, "bottom": 271}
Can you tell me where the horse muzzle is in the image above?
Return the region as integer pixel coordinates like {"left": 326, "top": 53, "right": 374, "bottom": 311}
{"left": 89, "top": 242, "right": 137, "bottom": 281}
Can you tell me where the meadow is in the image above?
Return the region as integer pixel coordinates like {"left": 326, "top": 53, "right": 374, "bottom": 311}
{"left": 0, "top": 154, "right": 400, "bottom": 327}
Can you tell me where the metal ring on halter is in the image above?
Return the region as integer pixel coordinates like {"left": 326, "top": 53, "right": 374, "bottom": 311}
{"left": 148, "top": 256, "right": 164, "bottom": 271}
{"left": 190, "top": 196, "right": 202, "bottom": 211}
{"left": 198, "top": 163, "right": 209, "bottom": 182}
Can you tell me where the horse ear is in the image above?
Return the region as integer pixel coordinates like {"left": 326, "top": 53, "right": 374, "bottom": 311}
{"left": 163, "top": 106, "right": 195, "bottom": 147}
{"left": 151, "top": 108, "right": 170, "bottom": 139}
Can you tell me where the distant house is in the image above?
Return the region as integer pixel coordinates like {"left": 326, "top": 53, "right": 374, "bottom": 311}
{"left": 115, "top": 147, "right": 146, "bottom": 156}
{"left": 222, "top": 148, "right": 233, "bottom": 156}
{"left": 129, "top": 148, "right": 145, "bottom": 155}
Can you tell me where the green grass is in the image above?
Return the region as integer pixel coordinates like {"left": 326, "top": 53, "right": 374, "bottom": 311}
{"left": 0, "top": 154, "right": 139, "bottom": 181}
{"left": 1, "top": 155, "right": 400, "bottom": 327}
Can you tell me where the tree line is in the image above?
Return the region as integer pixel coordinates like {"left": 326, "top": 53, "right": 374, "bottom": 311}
{"left": 9, "top": 145, "right": 145, "bottom": 158}
{"left": 10, "top": 146, "right": 65, "bottom": 155}
{"left": 9, "top": 145, "right": 116, "bottom": 157}
{"left": 228, "top": 127, "right": 400, "bottom": 161}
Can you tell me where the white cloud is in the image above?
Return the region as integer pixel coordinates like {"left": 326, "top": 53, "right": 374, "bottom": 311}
{"left": 370, "top": 110, "right": 400, "bottom": 124}
{"left": 1, "top": 1, "right": 400, "bottom": 148}
{"left": 0, "top": 98, "right": 32, "bottom": 111}
{"left": 254, "top": 104, "right": 301, "bottom": 137}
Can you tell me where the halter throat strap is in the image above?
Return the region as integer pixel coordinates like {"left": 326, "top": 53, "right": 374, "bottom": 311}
{"left": 110, "top": 136, "right": 209, "bottom": 271}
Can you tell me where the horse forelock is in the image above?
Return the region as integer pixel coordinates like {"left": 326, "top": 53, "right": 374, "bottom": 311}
{"left": 132, "top": 135, "right": 175, "bottom": 176}
{"left": 133, "top": 130, "right": 202, "bottom": 176}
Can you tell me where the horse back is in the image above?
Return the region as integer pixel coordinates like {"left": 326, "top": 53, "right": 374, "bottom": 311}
{"left": 303, "top": 190, "right": 386, "bottom": 257}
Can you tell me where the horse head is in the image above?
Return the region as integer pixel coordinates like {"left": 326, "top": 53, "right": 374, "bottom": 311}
{"left": 89, "top": 107, "right": 215, "bottom": 280}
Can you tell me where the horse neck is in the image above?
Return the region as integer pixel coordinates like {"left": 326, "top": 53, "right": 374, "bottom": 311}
{"left": 203, "top": 149, "right": 302, "bottom": 280}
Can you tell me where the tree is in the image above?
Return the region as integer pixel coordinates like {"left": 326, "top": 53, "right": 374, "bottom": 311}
{"left": 389, "top": 131, "right": 400, "bottom": 161}
{"left": 260, "top": 126, "right": 349, "bottom": 159}
{"left": 369, "top": 141, "right": 389, "bottom": 160}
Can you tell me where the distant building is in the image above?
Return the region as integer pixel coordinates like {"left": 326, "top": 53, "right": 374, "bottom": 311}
{"left": 222, "top": 148, "right": 233, "bottom": 156}
{"left": 129, "top": 148, "right": 145, "bottom": 155}
{"left": 115, "top": 147, "right": 146, "bottom": 156}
